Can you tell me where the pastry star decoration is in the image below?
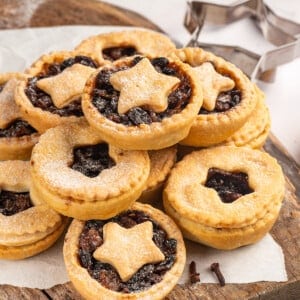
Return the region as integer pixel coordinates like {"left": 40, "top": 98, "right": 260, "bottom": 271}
{"left": 193, "top": 62, "right": 235, "bottom": 111}
{"left": 0, "top": 79, "right": 23, "bottom": 129}
{"left": 36, "top": 63, "right": 95, "bottom": 108}
{"left": 93, "top": 221, "right": 165, "bottom": 282}
{"left": 109, "top": 58, "right": 180, "bottom": 114}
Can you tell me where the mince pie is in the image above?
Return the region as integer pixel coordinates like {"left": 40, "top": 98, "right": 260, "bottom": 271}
{"left": 139, "top": 145, "right": 177, "bottom": 204}
{"left": 63, "top": 202, "right": 185, "bottom": 300}
{"left": 15, "top": 51, "right": 100, "bottom": 133}
{"left": 0, "top": 73, "right": 39, "bottom": 160}
{"left": 0, "top": 160, "right": 67, "bottom": 259}
{"left": 82, "top": 56, "right": 202, "bottom": 150}
{"left": 75, "top": 29, "right": 176, "bottom": 64}
{"left": 163, "top": 146, "right": 285, "bottom": 249}
{"left": 30, "top": 120, "right": 150, "bottom": 220}
{"left": 171, "top": 47, "right": 257, "bottom": 147}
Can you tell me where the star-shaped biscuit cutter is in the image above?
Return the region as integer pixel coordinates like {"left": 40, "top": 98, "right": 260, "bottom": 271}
{"left": 36, "top": 63, "right": 95, "bottom": 108}
{"left": 109, "top": 58, "right": 180, "bottom": 114}
{"left": 93, "top": 221, "right": 165, "bottom": 282}
{"left": 193, "top": 62, "right": 234, "bottom": 111}
{"left": 0, "top": 79, "right": 23, "bottom": 129}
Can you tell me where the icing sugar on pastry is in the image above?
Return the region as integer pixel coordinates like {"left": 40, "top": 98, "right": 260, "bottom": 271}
{"left": 36, "top": 63, "right": 96, "bottom": 108}
{"left": 110, "top": 58, "right": 180, "bottom": 114}
{"left": 93, "top": 221, "right": 165, "bottom": 281}
{"left": 193, "top": 62, "right": 235, "bottom": 111}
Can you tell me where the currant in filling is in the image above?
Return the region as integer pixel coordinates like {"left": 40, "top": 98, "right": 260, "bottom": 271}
{"left": 92, "top": 56, "right": 192, "bottom": 126}
{"left": 0, "top": 190, "right": 33, "bottom": 216}
{"left": 71, "top": 143, "right": 115, "bottom": 178}
{"left": 0, "top": 120, "right": 37, "bottom": 138}
{"left": 199, "top": 89, "right": 241, "bottom": 114}
{"left": 102, "top": 46, "right": 139, "bottom": 61}
{"left": 0, "top": 83, "right": 5, "bottom": 93}
{"left": 205, "top": 168, "right": 253, "bottom": 203}
{"left": 25, "top": 56, "right": 98, "bottom": 117}
{"left": 78, "top": 210, "right": 177, "bottom": 293}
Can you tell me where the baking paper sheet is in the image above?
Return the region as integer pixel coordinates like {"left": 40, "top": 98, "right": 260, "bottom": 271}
{"left": 0, "top": 26, "right": 288, "bottom": 288}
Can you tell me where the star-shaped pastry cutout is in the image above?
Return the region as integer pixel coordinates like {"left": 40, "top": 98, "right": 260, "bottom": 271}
{"left": 109, "top": 58, "right": 180, "bottom": 114}
{"left": 36, "top": 63, "right": 95, "bottom": 108}
{"left": 93, "top": 221, "right": 165, "bottom": 282}
{"left": 0, "top": 79, "right": 23, "bottom": 129}
{"left": 193, "top": 62, "right": 235, "bottom": 111}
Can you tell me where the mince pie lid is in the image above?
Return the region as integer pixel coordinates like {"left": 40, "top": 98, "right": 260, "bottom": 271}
{"left": 82, "top": 55, "right": 203, "bottom": 150}
{"left": 0, "top": 160, "right": 67, "bottom": 259}
{"left": 0, "top": 73, "right": 39, "bottom": 160}
{"left": 171, "top": 47, "right": 258, "bottom": 147}
{"left": 15, "top": 51, "right": 101, "bottom": 133}
{"left": 63, "top": 202, "right": 186, "bottom": 300}
{"left": 30, "top": 120, "right": 150, "bottom": 220}
{"left": 75, "top": 29, "right": 177, "bottom": 64}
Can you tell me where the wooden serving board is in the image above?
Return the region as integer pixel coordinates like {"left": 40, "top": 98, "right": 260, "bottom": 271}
{"left": 0, "top": 0, "right": 299, "bottom": 299}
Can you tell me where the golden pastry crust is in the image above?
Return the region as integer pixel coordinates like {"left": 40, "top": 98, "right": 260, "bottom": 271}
{"left": 223, "top": 85, "right": 271, "bottom": 149}
{"left": 139, "top": 146, "right": 177, "bottom": 204}
{"left": 30, "top": 120, "right": 150, "bottom": 220}
{"left": 63, "top": 202, "right": 186, "bottom": 300}
{"left": 75, "top": 29, "right": 176, "bottom": 64}
{"left": 0, "top": 160, "right": 66, "bottom": 259}
{"left": 15, "top": 51, "right": 100, "bottom": 133}
{"left": 171, "top": 48, "right": 257, "bottom": 147}
{"left": 0, "top": 73, "right": 39, "bottom": 160}
{"left": 82, "top": 56, "right": 203, "bottom": 150}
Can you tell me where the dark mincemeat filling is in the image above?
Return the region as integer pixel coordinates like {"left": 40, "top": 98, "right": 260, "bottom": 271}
{"left": 199, "top": 89, "right": 241, "bottom": 114}
{"left": 0, "top": 83, "right": 5, "bottom": 93}
{"left": 92, "top": 56, "right": 192, "bottom": 126}
{"left": 78, "top": 210, "right": 177, "bottom": 293}
{"left": 71, "top": 143, "right": 115, "bottom": 178}
{"left": 0, "top": 120, "right": 37, "bottom": 138}
{"left": 102, "top": 46, "right": 139, "bottom": 61}
{"left": 0, "top": 190, "right": 33, "bottom": 216}
{"left": 25, "top": 56, "right": 98, "bottom": 117}
{"left": 205, "top": 168, "right": 253, "bottom": 203}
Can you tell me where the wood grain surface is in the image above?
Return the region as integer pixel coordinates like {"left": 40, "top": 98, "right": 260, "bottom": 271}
{"left": 0, "top": 0, "right": 299, "bottom": 299}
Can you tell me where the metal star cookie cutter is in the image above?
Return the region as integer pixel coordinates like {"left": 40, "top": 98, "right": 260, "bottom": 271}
{"left": 184, "top": 0, "right": 300, "bottom": 82}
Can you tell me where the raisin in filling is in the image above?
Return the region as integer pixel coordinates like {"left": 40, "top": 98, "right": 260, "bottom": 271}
{"left": 25, "top": 56, "right": 98, "bottom": 117}
{"left": 199, "top": 89, "right": 242, "bottom": 114}
{"left": 205, "top": 168, "right": 253, "bottom": 203}
{"left": 78, "top": 210, "right": 177, "bottom": 293}
{"left": 102, "top": 46, "right": 139, "bottom": 61}
{"left": 0, "top": 190, "right": 32, "bottom": 216}
{"left": 92, "top": 56, "right": 191, "bottom": 126}
{"left": 71, "top": 143, "right": 115, "bottom": 178}
{"left": 0, "top": 83, "right": 5, "bottom": 93}
{"left": 0, "top": 120, "right": 37, "bottom": 138}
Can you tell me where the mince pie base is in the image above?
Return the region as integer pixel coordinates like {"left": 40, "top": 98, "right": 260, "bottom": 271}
{"left": 30, "top": 120, "right": 150, "bottom": 220}
{"left": 82, "top": 56, "right": 202, "bottom": 150}
{"left": 171, "top": 48, "right": 257, "bottom": 147}
{"left": 0, "top": 73, "right": 39, "bottom": 160}
{"left": 15, "top": 51, "right": 100, "bottom": 133}
{"left": 163, "top": 146, "right": 285, "bottom": 249}
{"left": 75, "top": 29, "right": 176, "bottom": 64}
{"left": 0, "top": 160, "right": 66, "bottom": 259}
{"left": 63, "top": 202, "right": 185, "bottom": 300}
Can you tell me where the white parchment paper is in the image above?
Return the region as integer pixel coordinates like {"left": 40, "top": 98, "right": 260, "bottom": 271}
{"left": 0, "top": 26, "right": 288, "bottom": 288}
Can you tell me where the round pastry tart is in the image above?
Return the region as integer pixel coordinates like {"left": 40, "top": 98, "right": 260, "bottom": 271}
{"left": 138, "top": 146, "right": 177, "bottom": 204}
{"left": 75, "top": 29, "right": 176, "bottom": 64}
{"left": 82, "top": 56, "right": 202, "bottom": 150}
{"left": 30, "top": 120, "right": 150, "bottom": 220}
{"left": 0, "top": 73, "right": 39, "bottom": 160}
{"left": 223, "top": 84, "right": 271, "bottom": 149}
{"left": 15, "top": 51, "right": 101, "bottom": 133}
{"left": 64, "top": 202, "right": 185, "bottom": 300}
{"left": 163, "top": 146, "right": 285, "bottom": 250}
{"left": 0, "top": 160, "right": 67, "bottom": 259}
{"left": 171, "top": 47, "right": 257, "bottom": 147}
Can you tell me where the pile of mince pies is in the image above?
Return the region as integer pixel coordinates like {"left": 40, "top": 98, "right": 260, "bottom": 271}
{"left": 0, "top": 29, "right": 285, "bottom": 300}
